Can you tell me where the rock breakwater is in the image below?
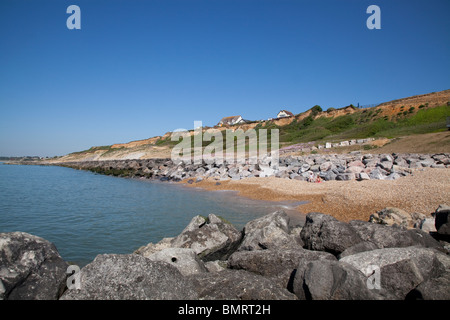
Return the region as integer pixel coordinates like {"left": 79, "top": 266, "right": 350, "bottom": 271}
{"left": 1, "top": 206, "right": 449, "bottom": 300}
{"left": 57, "top": 152, "right": 450, "bottom": 182}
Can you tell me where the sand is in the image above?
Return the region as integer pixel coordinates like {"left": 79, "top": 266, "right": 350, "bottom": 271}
{"left": 181, "top": 168, "right": 450, "bottom": 222}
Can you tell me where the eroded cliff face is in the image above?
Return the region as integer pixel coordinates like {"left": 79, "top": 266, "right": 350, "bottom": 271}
{"left": 48, "top": 89, "right": 450, "bottom": 163}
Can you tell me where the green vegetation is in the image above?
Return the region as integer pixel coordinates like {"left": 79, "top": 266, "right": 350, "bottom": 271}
{"left": 226, "top": 104, "right": 450, "bottom": 148}
{"left": 277, "top": 104, "right": 450, "bottom": 145}
{"left": 156, "top": 135, "right": 178, "bottom": 147}
{"left": 69, "top": 145, "right": 113, "bottom": 155}
{"left": 363, "top": 144, "right": 378, "bottom": 150}
{"left": 311, "top": 105, "right": 322, "bottom": 115}
{"left": 326, "top": 115, "right": 355, "bottom": 133}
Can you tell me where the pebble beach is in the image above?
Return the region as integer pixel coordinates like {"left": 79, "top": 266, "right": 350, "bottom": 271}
{"left": 183, "top": 168, "right": 450, "bottom": 222}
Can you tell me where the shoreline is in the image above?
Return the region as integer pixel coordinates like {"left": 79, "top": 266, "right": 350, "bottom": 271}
{"left": 179, "top": 168, "right": 450, "bottom": 222}
{"left": 176, "top": 181, "right": 309, "bottom": 225}
{"left": 5, "top": 155, "right": 450, "bottom": 222}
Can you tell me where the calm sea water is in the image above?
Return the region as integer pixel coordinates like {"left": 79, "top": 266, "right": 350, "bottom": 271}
{"left": 0, "top": 163, "right": 304, "bottom": 266}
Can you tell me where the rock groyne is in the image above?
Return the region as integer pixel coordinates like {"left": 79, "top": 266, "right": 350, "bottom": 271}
{"left": 55, "top": 152, "right": 450, "bottom": 182}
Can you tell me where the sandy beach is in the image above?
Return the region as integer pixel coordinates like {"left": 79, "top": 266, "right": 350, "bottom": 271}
{"left": 182, "top": 168, "right": 450, "bottom": 222}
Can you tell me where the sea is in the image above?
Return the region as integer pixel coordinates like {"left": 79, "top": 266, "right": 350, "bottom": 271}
{"left": 0, "top": 162, "right": 305, "bottom": 266}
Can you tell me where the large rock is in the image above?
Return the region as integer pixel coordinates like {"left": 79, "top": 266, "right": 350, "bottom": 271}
{"left": 369, "top": 207, "right": 417, "bottom": 228}
{"left": 237, "top": 211, "right": 302, "bottom": 251}
{"left": 320, "top": 170, "right": 337, "bottom": 181}
{"left": 406, "top": 271, "right": 450, "bottom": 300}
{"left": 349, "top": 220, "right": 443, "bottom": 250}
{"left": 345, "top": 166, "right": 364, "bottom": 174}
{"left": 338, "top": 241, "right": 379, "bottom": 259}
{"left": 187, "top": 269, "right": 297, "bottom": 300}
{"left": 300, "top": 212, "right": 363, "bottom": 255}
{"left": 204, "top": 260, "right": 227, "bottom": 273}
{"left": 340, "top": 246, "right": 446, "bottom": 299}
{"left": 347, "top": 160, "right": 365, "bottom": 168}
{"left": 134, "top": 237, "right": 174, "bottom": 257}
{"left": 170, "top": 214, "right": 242, "bottom": 261}
{"left": 416, "top": 218, "right": 437, "bottom": 233}
{"left": 258, "top": 164, "right": 276, "bottom": 177}
{"left": 378, "top": 160, "right": 393, "bottom": 171}
{"left": 296, "top": 260, "right": 388, "bottom": 300}
{"left": 336, "top": 173, "right": 356, "bottom": 181}
{"left": 319, "top": 161, "right": 333, "bottom": 172}
{"left": 369, "top": 168, "right": 386, "bottom": 180}
{"left": 357, "top": 172, "right": 371, "bottom": 180}
{"left": 60, "top": 254, "right": 198, "bottom": 300}
{"left": 435, "top": 204, "right": 450, "bottom": 238}
{"left": 228, "top": 248, "right": 336, "bottom": 292}
{"left": 0, "top": 232, "right": 68, "bottom": 300}
{"left": 145, "top": 248, "right": 208, "bottom": 276}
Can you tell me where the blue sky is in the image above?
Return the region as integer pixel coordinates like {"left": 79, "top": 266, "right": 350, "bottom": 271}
{"left": 1, "top": 0, "right": 449, "bottom": 157}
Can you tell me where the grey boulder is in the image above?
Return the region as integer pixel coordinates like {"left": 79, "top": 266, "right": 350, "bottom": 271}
{"left": 369, "top": 207, "right": 415, "bottom": 228}
{"left": 204, "top": 260, "right": 228, "bottom": 273}
{"left": 406, "top": 271, "right": 450, "bottom": 300}
{"left": 340, "top": 246, "right": 446, "bottom": 299}
{"left": 238, "top": 211, "right": 302, "bottom": 251}
{"left": 300, "top": 212, "right": 363, "bottom": 255}
{"left": 435, "top": 204, "right": 450, "bottom": 238}
{"left": 416, "top": 217, "right": 437, "bottom": 233}
{"left": 295, "top": 260, "right": 389, "bottom": 300}
{"left": 134, "top": 237, "right": 174, "bottom": 257}
{"left": 170, "top": 214, "right": 242, "bottom": 261}
{"left": 338, "top": 241, "right": 380, "bottom": 259}
{"left": 0, "top": 232, "right": 68, "bottom": 300}
{"left": 228, "top": 248, "right": 336, "bottom": 292}
{"left": 187, "top": 269, "right": 297, "bottom": 300}
{"left": 145, "top": 248, "right": 208, "bottom": 276}
{"left": 349, "top": 220, "right": 442, "bottom": 250}
{"left": 60, "top": 254, "right": 198, "bottom": 300}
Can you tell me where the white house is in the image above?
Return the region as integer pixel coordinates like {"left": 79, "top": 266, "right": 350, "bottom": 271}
{"left": 218, "top": 115, "right": 246, "bottom": 126}
{"left": 277, "top": 110, "right": 294, "bottom": 118}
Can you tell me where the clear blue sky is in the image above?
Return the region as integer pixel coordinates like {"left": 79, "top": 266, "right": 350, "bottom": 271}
{"left": 1, "top": 0, "right": 449, "bottom": 157}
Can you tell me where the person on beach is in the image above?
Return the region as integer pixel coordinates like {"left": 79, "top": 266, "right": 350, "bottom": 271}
{"left": 307, "top": 171, "right": 322, "bottom": 183}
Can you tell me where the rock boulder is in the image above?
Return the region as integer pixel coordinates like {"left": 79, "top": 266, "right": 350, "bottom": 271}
{"left": 296, "top": 260, "right": 388, "bottom": 300}
{"left": 406, "top": 271, "right": 450, "bottom": 300}
{"left": 187, "top": 269, "right": 297, "bottom": 300}
{"left": 300, "top": 212, "right": 363, "bottom": 255}
{"left": 340, "top": 246, "right": 446, "bottom": 299}
{"left": 369, "top": 207, "right": 414, "bottom": 228}
{"left": 228, "top": 248, "right": 336, "bottom": 292}
{"left": 435, "top": 204, "right": 450, "bottom": 238}
{"left": 237, "top": 211, "right": 302, "bottom": 251}
{"left": 60, "top": 254, "right": 198, "bottom": 300}
{"left": 0, "top": 232, "right": 68, "bottom": 300}
{"left": 170, "top": 214, "right": 242, "bottom": 261}
{"left": 349, "top": 220, "right": 442, "bottom": 250}
{"left": 145, "top": 248, "right": 208, "bottom": 276}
